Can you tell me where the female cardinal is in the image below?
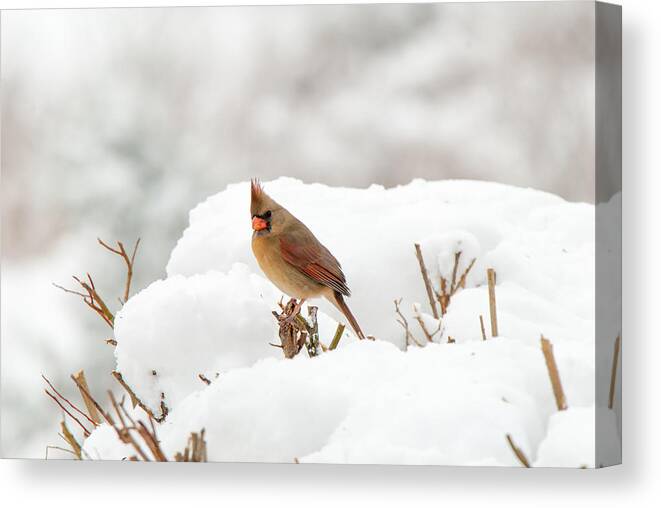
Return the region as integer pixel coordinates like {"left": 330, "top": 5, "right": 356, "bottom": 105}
{"left": 250, "top": 179, "right": 365, "bottom": 339}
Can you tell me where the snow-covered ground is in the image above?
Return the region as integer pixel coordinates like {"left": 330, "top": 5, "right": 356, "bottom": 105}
{"left": 81, "top": 178, "right": 619, "bottom": 466}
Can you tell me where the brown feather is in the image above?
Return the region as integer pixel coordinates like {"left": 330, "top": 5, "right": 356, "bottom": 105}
{"left": 279, "top": 233, "right": 350, "bottom": 296}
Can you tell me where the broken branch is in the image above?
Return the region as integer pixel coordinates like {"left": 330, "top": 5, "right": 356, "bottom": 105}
{"left": 112, "top": 370, "right": 168, "bottom": 422}
{"left": 394, "top": 298, "right": 423, "bottom": 348}
{"left": 72, "top": 370, "right": 102, "bottom": 425}
{"left": 329, "top": 323, "right": 345, "bottom": 351}
{"left": 487, "top": 268, "right": 498, "bottom": 337}
{"left": 479, "top": 315, "right": 487, "bottom": 341}
{"left": 97, "top": 237, "right": 140, "bottom": 303}
{"left": 540, "top": 335, "right": 567, "bottom": 411}
{"left": 414, "top": 243, "right": 439, "bottom": 319}
{"left": 506, "top": 434, "right": 531, "bottom": 468}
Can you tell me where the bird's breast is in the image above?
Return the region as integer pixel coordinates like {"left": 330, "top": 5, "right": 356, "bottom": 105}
{"left": 251, "top": 235, "right": 324, "bottom": 299}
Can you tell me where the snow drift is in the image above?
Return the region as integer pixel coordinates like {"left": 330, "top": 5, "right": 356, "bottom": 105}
{"left": 83, "top": 178, "right": 616, "bottom": 467}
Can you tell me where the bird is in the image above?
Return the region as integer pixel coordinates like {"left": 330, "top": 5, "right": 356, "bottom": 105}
{"left": 249, "top": 179, "right": 365, "bottom": 340}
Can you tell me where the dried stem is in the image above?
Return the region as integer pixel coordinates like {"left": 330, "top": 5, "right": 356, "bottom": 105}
{"left": 60, "top": 420, "right": 83, "bottom": 459}
{"left": 42, "top": 374, "right": 97, "bottom": 430}
{"left": 609, "top": 334, "right": 621, "bottom": 410}
{"left": 436, "top": 278, "right": 450, "bottom": 316}
{"left": 45, "top": 389, "right": 92, "bottom": 437}
{"left": 53, "top": 237, "right": 140, "bottom": 328}
{"left": 450, "top": 252, "right": 461, "bottom": 293}
{"left": 174, "top": 429, "right": 208, "bottom": 462}
{"left": 97, "top": 237, "right": 140, "bottom": 303}
{"left": 540, "top": 336, "right": 567, "bottom": 411}
{"left": 414, "top": 243, "right": 439, "bottom": 319}
{"left": 48, "top": 374, "right": 204, "bottom": 462}
{"left": 479, "top": 315, "right": 487, "bottom": 341}
{"left": 394, "top": 298, "right": 423, "bottom": 347}
{"left": 434, "top": 251, "right": 476, "bottom": 316}
{"left": 329, "top": 323, "right": 345, "bottom": 351}
{"left": 506, "top": 434, "right": 531, "bottom": 468}
{"left": 112, "top": 371, "right": 168, "bottom": 422}
{"left": 69, "top": 374, "right": 114, "bottom": 426}
{"left": 46, "top": 445, "right": 78, "bottom": 459}
{"left": 108, "top": 391, "right": 151, "bottom": 461}
{"left": 72, "top": 370, "right": 102, "bottom": 425}
{"left": 53, "top": 274, "right": 114, "bottom": 328}
{"left": 487, "top": 268, "right": 498, "bottom": 337}
{"left": 455, "top": 257, "right": 476, "bottom": 292}
{"left": 413, "top": 312, "right": 442, "bottom": 343}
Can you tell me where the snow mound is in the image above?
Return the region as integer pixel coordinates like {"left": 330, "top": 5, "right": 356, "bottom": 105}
{"left": 167, "top": 178, "right": 595, "bottom": 348}
{"left": 114, "top": 262, "right": 351, "bottom": 414}
{"left": 83, "top": 178, "right": 607, "bottom": 466}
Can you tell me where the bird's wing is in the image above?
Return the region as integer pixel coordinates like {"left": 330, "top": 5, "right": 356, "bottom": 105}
{"left": 279, "top": 230, "right": 351, "bottom": 296}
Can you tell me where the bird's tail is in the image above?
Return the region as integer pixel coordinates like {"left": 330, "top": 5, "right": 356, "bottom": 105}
{"left": 330, "top": 291, "right": 365, "bottom": 340}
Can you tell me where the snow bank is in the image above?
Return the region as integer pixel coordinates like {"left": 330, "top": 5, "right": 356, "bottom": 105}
{"left": 167, "top": 178, "right": 594, "bottom": 350}
{"left": 85, "top": 178, "right": 607, "bottom": 466}
{"left": 114, "top": 263, "right": 350, "bottom": 414}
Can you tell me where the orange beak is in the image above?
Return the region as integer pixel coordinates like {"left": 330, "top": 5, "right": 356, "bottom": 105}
{"left": 252, "top": 216, "right": 269, "bottom": 231}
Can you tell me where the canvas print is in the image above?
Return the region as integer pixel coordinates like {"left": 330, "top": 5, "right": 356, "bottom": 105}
{"left": 0, "top": 1, "right": 621, "bottom": 467}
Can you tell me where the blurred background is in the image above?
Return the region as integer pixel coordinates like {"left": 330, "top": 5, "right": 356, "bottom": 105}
{"left": 1, "top": 2, "right": 594, "bottom": 458}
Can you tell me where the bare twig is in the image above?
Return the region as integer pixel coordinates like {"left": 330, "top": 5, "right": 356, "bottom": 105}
{"left": 136, "top": 420, "right": 168, "bottom": 462}
{"left": 447, "top": 336, "right": 455, "bottom": 344}
{"left": 394, "top": 298, "right": 423, "bottom": 347}
{"left": 53, "top": 274, "right": 114, "bottom": 328}
{"left": 414, "top": 244, "right": 439, "bottom": 319}
{"left": 174, "top": 429, "right": 208, "bottom": 462}
{"left": 455, "top": 257, "right": 476, "bottom": 292}
{"left": 487, "top": 268, "right": 498, "bottom": 337}
{"left": 609, "top": 334, "right": 621, "bottom": 410}
{"left": 506, "top": 434, "right": 531, "bottom": 468}
{"left": 97, "top": 237, "right": 140, "bottom": 303}
{"left": 42, "top": 375, "right": 97, "bottom": 430}
{"left": 53, "top": 237, "right": 140, "bottom": 328}
{"left": 69, "top": 374, "right": 114, "bottom": 426}
{"left": 450, "top": 252, "right": 460, "bottom": 293}
{"left": 434, "top": 251, "right": 476, "bottom": 315}
{"left": 540, "top": 336, "right": 567, "bottom": 411}
{"left": 436, "top": 278, "right": 450, "bottom": 316}
{"left": 413, "top": 312, "right": 442, "bottom": 343}
{"left": 48, "top": 375, "right": 203, "bottom": 462}
{"left": 329, "top": 323, "right": 345, "bottom": 351}
{"left": 479, "top": 315, "right": 487, "bottom": 341}
{"left": 112, "top": 371, "right": 168, "bottom": 422}
{"left": 108, "top": 391, "right": 151, "bottom": 461}
{"left": 72, "top": 370, "right": 102, "bottom": 425}
{"left": 46, "top": 445, "right": 78, "bottom": 459}
{"left": 198, "top": 374, "right": 212, "bottom": 386}
{"left": 60, "top": 420, "right": 83, "bottom": 459}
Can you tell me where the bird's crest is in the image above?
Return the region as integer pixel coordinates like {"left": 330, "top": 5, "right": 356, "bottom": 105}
{"left": 251, "top": 178, "right": 263, "bottom": 202}
{"left": 250, "top": 178, "right": 270, "bottom": 216}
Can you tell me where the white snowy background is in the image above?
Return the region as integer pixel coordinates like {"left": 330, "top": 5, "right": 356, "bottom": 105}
{"left": 0, "top": 2, "right": 608, "bottom": 463}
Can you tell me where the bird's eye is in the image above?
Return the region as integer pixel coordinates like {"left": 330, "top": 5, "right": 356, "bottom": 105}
{"left": 264, "top": 211, "right": 272, "bottom": 219}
